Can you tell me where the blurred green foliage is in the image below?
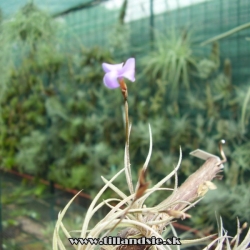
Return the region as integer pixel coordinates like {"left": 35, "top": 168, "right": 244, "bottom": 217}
{"left": 0, "top": 3, "right": 122, "bottom": 192}
{"left": 0, "top": 2, "right": 249, "bottom": 234}
{"left": 136, "top": 29, "right": 250, "bottom": 232}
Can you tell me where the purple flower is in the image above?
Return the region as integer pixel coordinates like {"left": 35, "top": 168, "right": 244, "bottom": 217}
{"left": 102, "top": 58, "right": 135, "bottom": 89}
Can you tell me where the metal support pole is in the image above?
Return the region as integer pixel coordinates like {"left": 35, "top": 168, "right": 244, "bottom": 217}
{"left": 150, "top": 0, "right": 154, "bottom": 47}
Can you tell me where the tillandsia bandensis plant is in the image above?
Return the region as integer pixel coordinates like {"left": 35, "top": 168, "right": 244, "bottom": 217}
{"left": 2, "top": 5, "right": 250, "bottom": 233}
{"left": 53, "top": 58, "right": 250, "bottom": 250}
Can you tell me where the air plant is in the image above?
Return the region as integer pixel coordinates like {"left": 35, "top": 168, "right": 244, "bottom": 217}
{"left": 141, "top": 29, "right": 197, "bottom": 100}
{"left": 53, "top": 58, "right": 250, "bottom": 250}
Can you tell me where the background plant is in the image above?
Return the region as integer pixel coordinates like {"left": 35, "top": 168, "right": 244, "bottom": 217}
{"left": 134, "top": 30, "right": 250, "bottom": 233}
{"left": 1, "top": 2, "right": 250, "bottom": 238}
{"left": 0, "top": 3, "right": 121, "bottom": 193}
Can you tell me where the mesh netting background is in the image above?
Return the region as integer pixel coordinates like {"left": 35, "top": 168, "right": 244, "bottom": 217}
{"left": 1, "top": 0, "right": 248, "bottom": 80}
{"left": 1, "top": 0, "right": 250, "bottom": 248}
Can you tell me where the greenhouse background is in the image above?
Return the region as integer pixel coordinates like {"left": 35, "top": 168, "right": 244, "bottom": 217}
{"left": 0, "top": 0, "right": 250, "bottom": 249}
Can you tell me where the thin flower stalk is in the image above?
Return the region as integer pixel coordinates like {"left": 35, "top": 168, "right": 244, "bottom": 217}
{"left": 102, "top": 58, "right": 135, "bottom": 195}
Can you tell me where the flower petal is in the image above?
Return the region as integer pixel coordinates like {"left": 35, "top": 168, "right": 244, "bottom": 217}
{"left": 102, "top": 62, "right": 124, "bottom": 73}
{"left": 103, "top": 71, "right": 120, "bottom": 89}
{"left": 119, "top": 58, "right": 135, "bottom": 82}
